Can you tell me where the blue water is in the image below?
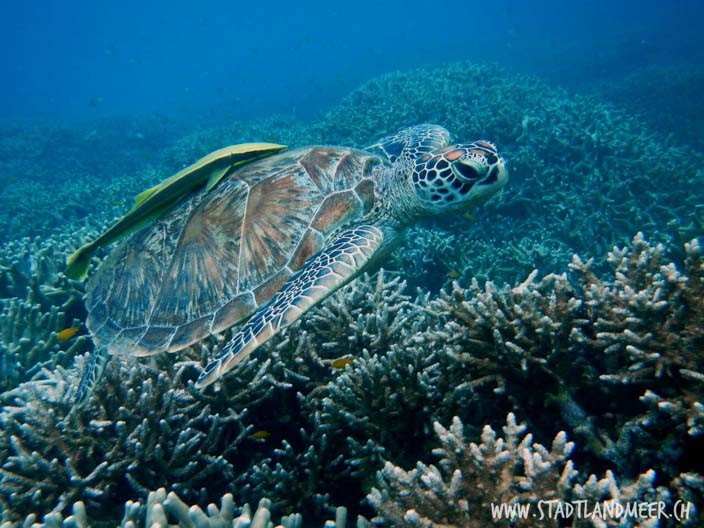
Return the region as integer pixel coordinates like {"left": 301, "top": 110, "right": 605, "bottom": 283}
{"left": 2, "top": 0, "right": 702, "bottom": 125}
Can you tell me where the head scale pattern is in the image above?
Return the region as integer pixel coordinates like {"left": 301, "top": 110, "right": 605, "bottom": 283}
{"left": 371, "top": 125, "right": 451, "bottom": 167}
{"left": 411, "top": 140, "right": 506, "bottom": 208}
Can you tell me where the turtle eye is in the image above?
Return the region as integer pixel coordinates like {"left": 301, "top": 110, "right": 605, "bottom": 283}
{"left": 453, "top": 161, "right": 480, "bottom": 181}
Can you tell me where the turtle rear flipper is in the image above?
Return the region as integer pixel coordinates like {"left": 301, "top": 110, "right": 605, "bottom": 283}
{"left": 196, "top": 224, "right": 387, "bottom": 389}
{"left": 65, "top": 142, "right": 286, "bottom": 281}
{"left": 74, "top": 347, "right": 111, "bottom": 408}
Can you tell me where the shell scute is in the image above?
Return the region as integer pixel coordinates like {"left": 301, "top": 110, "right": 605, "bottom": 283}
{"left": 310, "top": 190, "right": 365, "bottom": 232}
{"left": 211, "top": 292, "right": 257, "bottom": 335}
{"left": 238, "top": 164, "right": 323, "bottom": 292}
{"left": 299, "top": 148, "right": 339, "bottom": 194}
{"left": 334, "top": 152, "right": 367, "bottom": 191}
{"left": 150, "top": 180, "right": 247, "bottom": 325}
{"left": 287, "top": 228, "right": 325, "bottom": 271}
{"left": 92, "top": 313, "right": 121, "bottom": 347}
{"left": 113, "top": 327, "right": 148, "bottom": 356}
{"left": 354, "top": 179, "right": 376, "bottom": 214}
{"left": 135, "top": 327, "right": 175, "bottom": 357}
{"left": 168, "top": 316, "right": 211, "bottom": 352}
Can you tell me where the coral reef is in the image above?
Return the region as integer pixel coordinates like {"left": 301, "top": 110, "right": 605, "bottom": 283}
{"left": 423, "top": 233, "right": 704, "bottom": 487}
{"left": 0, "top": 270, "right": 415, "bottom": 522}
{"left": 1, "top": 63, "right": 703, "bottom": 526}
{"left": 0, "top": 356, "right": 250, "bottom": 521}
{"left": 368, "top": 414, "right": 669, "bottom": 528}
{"left": 1, "top": 488, "right": 351, "bottom": 528}
{"left": 0, "top": 117, "right": 180, "bottom": 242}
{"left": 0, "top": 296, "right": 84, "bottom": 392}
{"left": 310, "top": 63, "right": 704, "bottom": 288}
{"left": 592, "top": 63, "right": 704, "bottom": 151}
{"left": 0, "top": 235, "right": 87, "bottom": 392}
{"left": 4, "top": 63, "right": 703, "bottom": 279}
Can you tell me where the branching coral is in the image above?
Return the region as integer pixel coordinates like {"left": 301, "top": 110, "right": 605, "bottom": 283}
{"left": 1, "top": 487, "right": 351, "bottom": 528}
{"left": 0, "top": 234, "right": 84, "bottom": 310}
{"left": 369, "top": 414, "right": 674, "bottom": 528}
{"left": 0, "top": 235, "right": 88, "bottom": 392}
{"left": 420, "top": 233, "right": 704, "bottom": 513}
{"left": 0, "top": 297, "right": 85, "bottom": 392}
{"left": 237, "top": 429, "right": 338, "bottom": 518}
{"left": 226, "top": 271, "right": 430, "bottom": 515}
{"left": 0, "top": 356, "right": 250, "bottom": 522}
{"left": 570, "top": 233, "right": 704, "bottom": 387}
{"left": 299, "top": 270, "right": 417, "bottom": 359}
{"left": 369, "top": 413, "right": 574, "bottom": 527}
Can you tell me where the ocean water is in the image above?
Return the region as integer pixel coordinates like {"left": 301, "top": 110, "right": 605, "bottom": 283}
{"left": 2, "top": 0, "right": 702, "bottom": 124}
{"left": 1, "top": 1, "right": 703, "bottom": 526}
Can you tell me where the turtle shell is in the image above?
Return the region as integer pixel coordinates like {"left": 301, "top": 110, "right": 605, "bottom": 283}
{"left": 86, "top": 147, "right": 381, "bottom": 357}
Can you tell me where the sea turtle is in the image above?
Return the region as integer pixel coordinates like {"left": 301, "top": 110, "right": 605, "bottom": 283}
{"left": 75, "top": 124, "right": 507, "bottom": 404}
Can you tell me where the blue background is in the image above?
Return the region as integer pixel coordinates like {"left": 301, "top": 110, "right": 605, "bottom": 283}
{"left": 1, "top": 0, "right": 702, "bottom": 124}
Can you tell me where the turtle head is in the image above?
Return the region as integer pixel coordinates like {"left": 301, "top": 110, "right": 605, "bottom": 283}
{"left": 411, "top": 141, "right": 508, "bottom": 214}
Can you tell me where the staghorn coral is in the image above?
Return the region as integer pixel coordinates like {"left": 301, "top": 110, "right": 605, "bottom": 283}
{"left": 569, "top": 233, "right": 704, "bottom": 387}
{"left": 389, "top": 223, "right": 577, "bottom": 293}
{"left": 0, "top": 296, "right": 86, "bottom": 392}
{"left": 568, "top": 235, "right": 704, "bottom": 479}
{"left": 237, "top": 428, "right": 338, "bottom": 519}
{"left": 0, "top": 234, "right": 84, "bottom": 309}
{"left": 231, "top": 235, "right": 704, "bottom": 521}
{"left": 417, "top": 233, "right": 704, "bottom": 515}
{"left": 0, "top": 355, "right": 251, "bottom": 522}
{"left": 224, "top": 271, "right": 429, "bottom": 516}
{"left": 369, "top": 414, "right": 675, "bottom": 528}
{"left": 1, "top": 487, "right": 352, "bottom": 528}
{"left": 298, "top": 270, "right": 417, "bottom": 358}
{"left": 0, "top": 235, "right": 88, "bottom": 392}
{"left": 0, "top": 272, "right": 410, "bottom": 523}
{"left": 369, "top": 413, "right": 574, "bottom": 527}
{"left": 1, "top": 233, "right": 703, "bottom": 524}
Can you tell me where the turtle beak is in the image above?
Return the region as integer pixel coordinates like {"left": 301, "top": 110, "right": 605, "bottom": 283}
{"left": 479, "top": 157, "right": 508, "bottom": 188}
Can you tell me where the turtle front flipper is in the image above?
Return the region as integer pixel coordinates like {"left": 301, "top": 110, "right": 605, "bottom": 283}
{"left": 195, "top": 225, "right": 386, "bottom": 389}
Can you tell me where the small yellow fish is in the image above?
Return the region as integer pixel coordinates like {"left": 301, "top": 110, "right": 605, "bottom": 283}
{"left": 463, "top": 212, "right": 477, "bottom": 222}
{"left": 331, "top": 357, "right": 354, "bottom": 369}
{"left": 248, "top": 430, "right": 271, "bottom": 440}
{"left": 447, "top": 270, "right": 461, "bottom": 279}
{"left": 56, "top": 327, "right": 79, "bottom": 341}
{"left": 112, "top": 200, "right": 124, "bottom": 207}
